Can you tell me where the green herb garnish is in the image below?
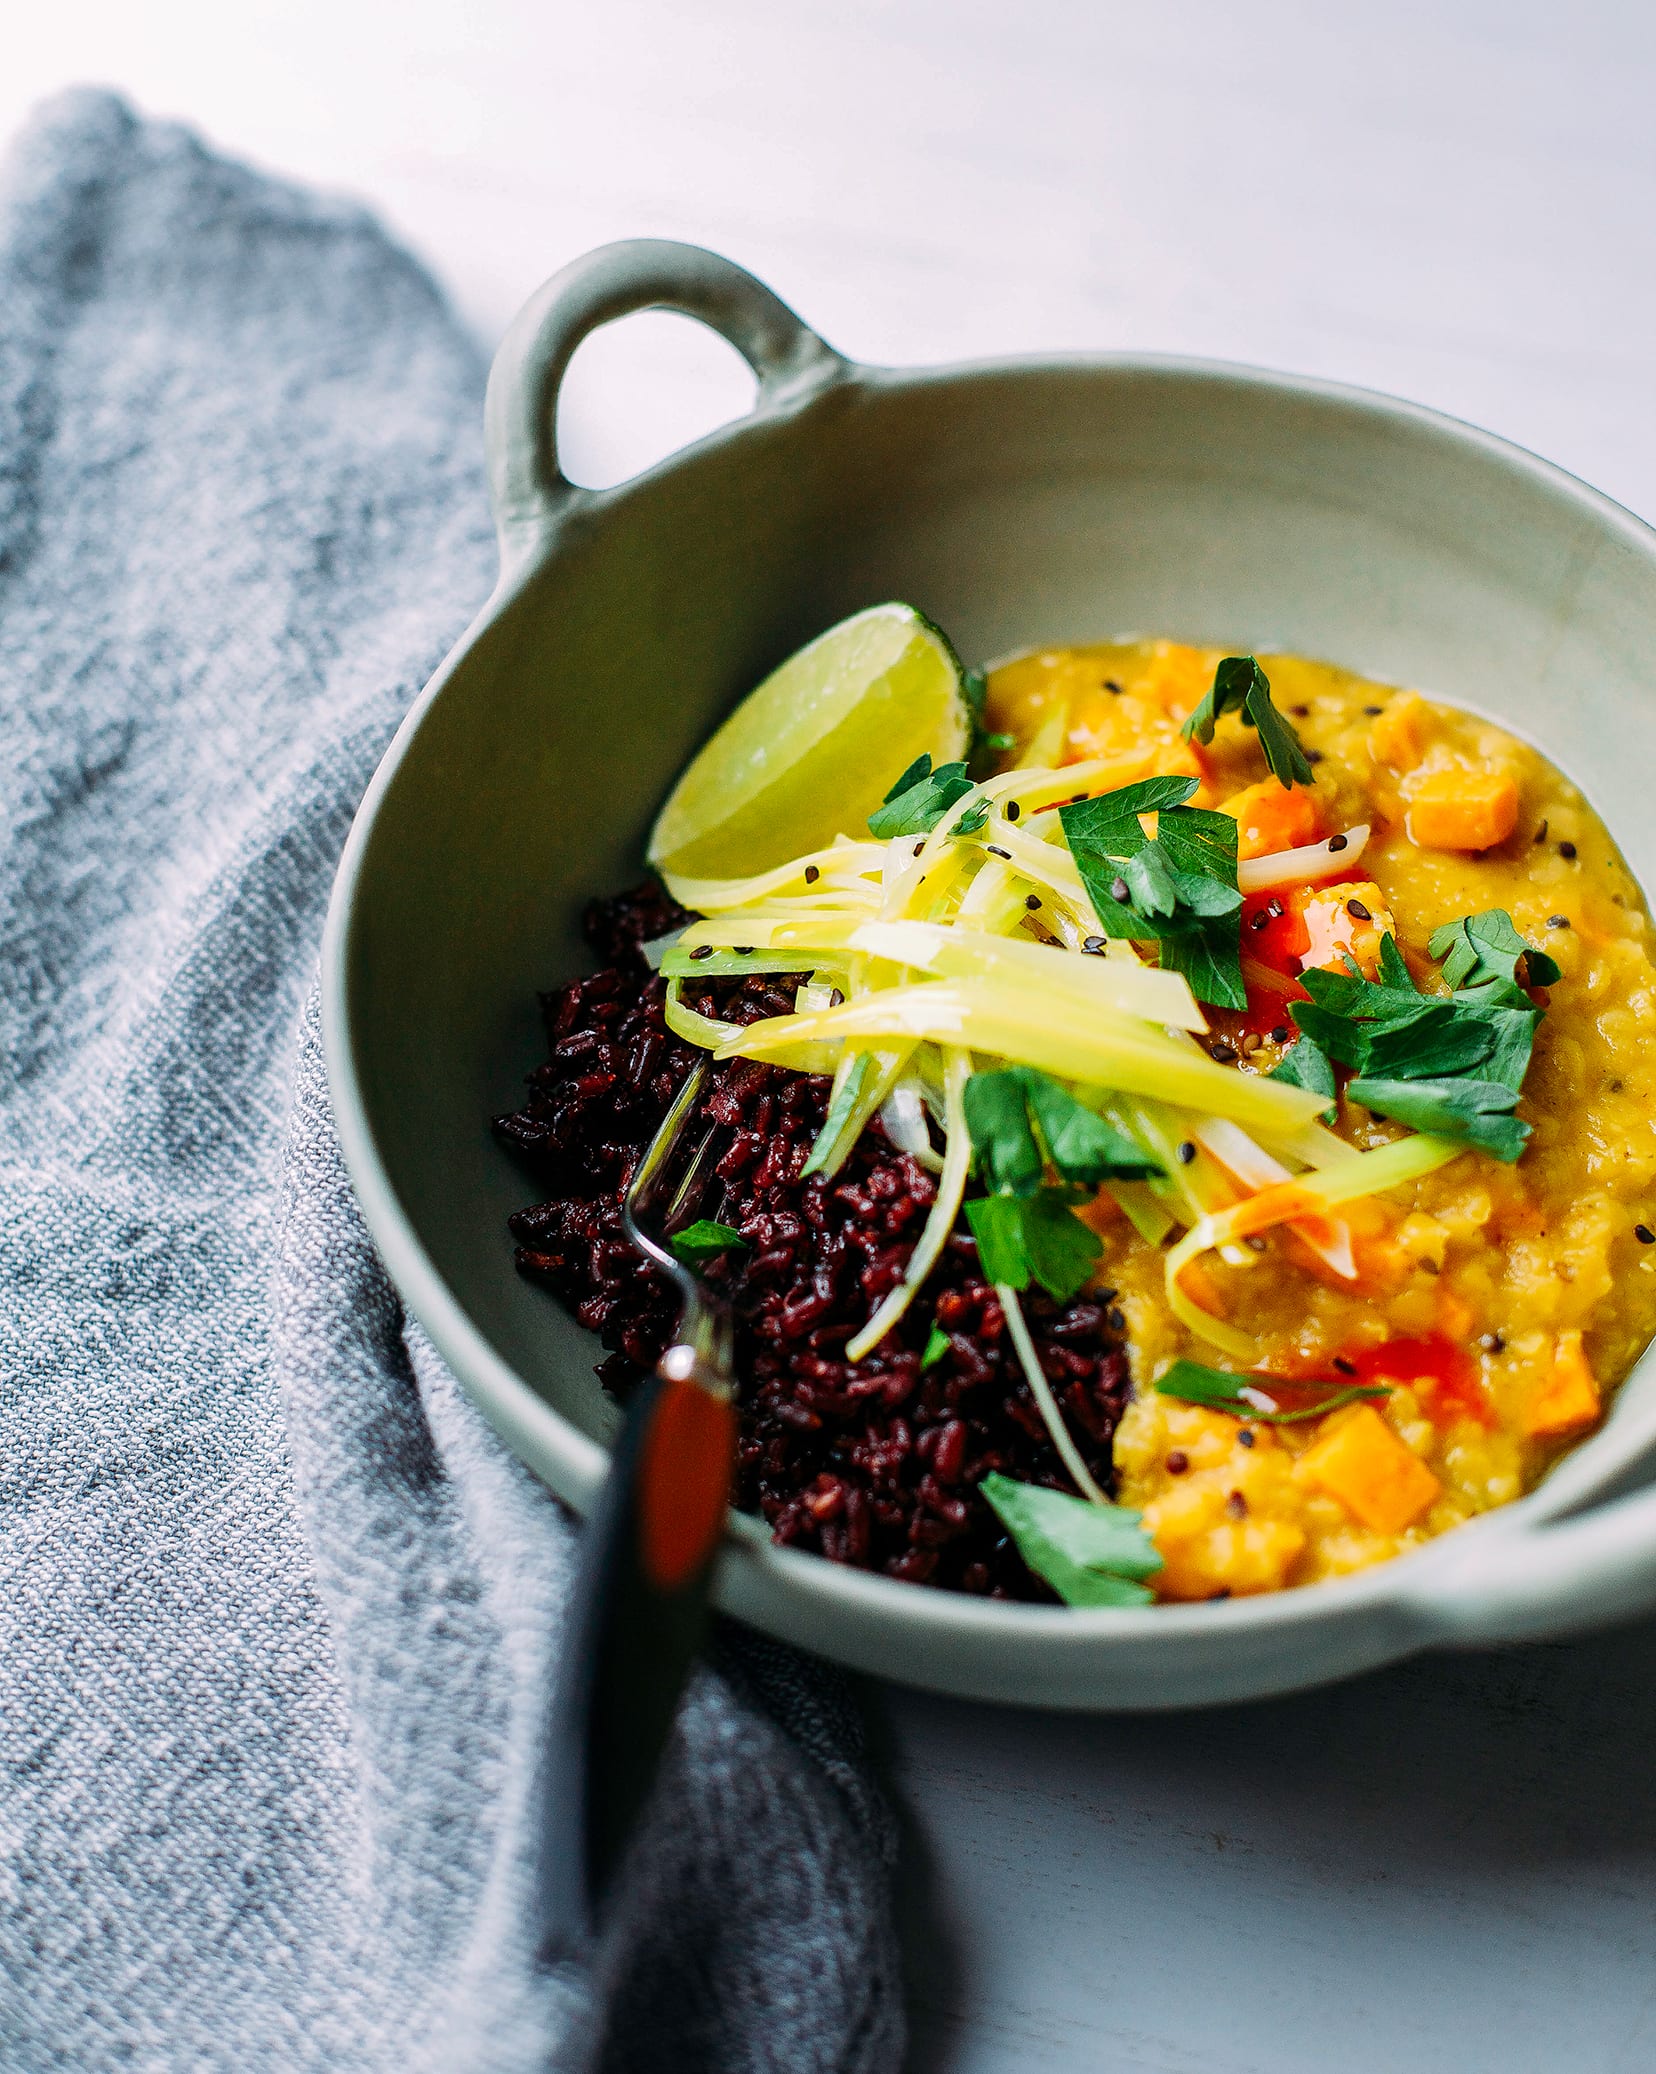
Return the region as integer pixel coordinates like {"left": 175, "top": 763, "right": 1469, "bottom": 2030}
{"left": 920, "top": 1322, "right": 950, "bottom": 1370}
{"left": 1059, "top": 776, "right": 1247, "bottom": 1009}
{"left": 979, "top": 1472, "right": 1162, "bottom": 1607}
{"left": 1153, "top": 1357, "right": 1390, "bottom": 1424}
{"left": 867, "top": 753, "right": 978, "bottom": 838}
{"left": 669, "top": 1219, "right": 749, "bottom": 1268}
{"left": 965, "top": 1189, "right": 1102, "bottom": 1305}
{"left": 1181, "top": 654, "right": 1315, "bottom": 789}
{"left": 1428, "top": 908, "right": 1561, "bottom": 993}
{"left": 1287, "top": 915, "right": 1553, "bottom": 1162}
{"left": 1267, "top": 1031, "right": 1338, "bottom": 1120}
{"left": 960, "top": 1066, "right": 1157, "bottom": 1304}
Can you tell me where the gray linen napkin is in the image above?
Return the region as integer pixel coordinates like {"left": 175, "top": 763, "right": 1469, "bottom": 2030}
{"left": 0, "top": 91, "right": 901, "bottom": 2073}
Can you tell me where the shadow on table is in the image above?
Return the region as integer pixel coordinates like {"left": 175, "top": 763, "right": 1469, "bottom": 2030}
{"left": 870, "top": 1607, "right": 1656, "bottom": 2073}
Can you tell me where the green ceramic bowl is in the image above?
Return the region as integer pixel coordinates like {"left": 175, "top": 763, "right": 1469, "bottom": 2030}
{"left": 323, "top": 239, "right": 1656, "bottom": 1709}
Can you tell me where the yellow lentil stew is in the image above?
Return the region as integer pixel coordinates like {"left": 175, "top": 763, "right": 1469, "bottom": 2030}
{"left": 986, "top": 639, "right": 1656, "bottom": 1599}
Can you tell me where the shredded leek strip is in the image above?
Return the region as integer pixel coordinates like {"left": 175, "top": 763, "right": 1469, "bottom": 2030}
{"left": 678, "top": 911, "right": 867, "bottom": 953}
{"left": 663, "top": 843, "right": 887, "bottom": 912}
{"left": 997, "top": 1284, "right": 1109, "bottom": 1504}
{"left": 720, "top": 981, "right": 1329, "bottom": 1134}
{"left": 808, "top": 1042, "right": 916, "bottom": 1181}
{"left": 880, "top": 1077, "right": 943, "bottom": 1172}
{"left": 846, "top": 920, "right": 1206, "bottom": 1030}
{"left": 660, "top": 947, "right": 852, "bottom": 980}
{"left": 845, "top": 1047, "right": 972, "bottom": 1362}
{"left": 1108, "top": 1095, "right": 1252, "bottom": 1267}
{"left": 1107, "top": 1181, "right": 1176, "bottom": 1246}
{"left": 953, "top": 855, "right": 1012, "bottom": 929}
{"left": 1164, "top": 1132, "right": 1465, "bottom": 1358}
{"left": 1237, "top": 823, "right": 1370, "bottom": 894}
{"left": 1186, "top": 1115, "right": 1357, "bottom": 1281}
{"left": 1257, "top": 1119, "right": 1364, "bottom": 1172}
{"left": 663, "top": 978, "right": 840, "bottom": 1075}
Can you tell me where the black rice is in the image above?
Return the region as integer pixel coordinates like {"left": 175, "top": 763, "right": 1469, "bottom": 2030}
{"left": 492, "top": 883, "right": 1130, "bottom": 1599}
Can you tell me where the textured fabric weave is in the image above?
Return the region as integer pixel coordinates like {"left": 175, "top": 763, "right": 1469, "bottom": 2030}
{"left": 0, "top": 92, "right": 901, "bottom": 2073}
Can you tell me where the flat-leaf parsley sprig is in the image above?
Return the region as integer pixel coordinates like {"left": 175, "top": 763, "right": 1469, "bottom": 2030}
{"left": 1182, "top": 654, "right": 1316, "bottom": 789}
{"left": 1059, "top": 775, "right": 1248, "bottom": 1009}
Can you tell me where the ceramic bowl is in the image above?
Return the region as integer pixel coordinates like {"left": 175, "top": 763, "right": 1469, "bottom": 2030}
{"left": 323, "top": 239, "right": 1656, "bottom": 1709}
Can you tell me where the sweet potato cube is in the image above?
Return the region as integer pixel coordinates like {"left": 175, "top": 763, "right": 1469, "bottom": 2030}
{"left": 1406, "top": 769, "right": 1519, "bottom": 852}
{"left": 1220, "top": 778, "right": 1322, "bottom": 861}
{"left": 1523, "top": 1330, "right": 1602, "bottom": 1438}
{"left": 1296, "top": 1403, "right": 1441, "bottom": 1532}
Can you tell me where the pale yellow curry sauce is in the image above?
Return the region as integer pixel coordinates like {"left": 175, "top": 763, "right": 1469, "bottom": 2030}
{"left": 985, "top": 640, "right": 1656, "bottom": 1599}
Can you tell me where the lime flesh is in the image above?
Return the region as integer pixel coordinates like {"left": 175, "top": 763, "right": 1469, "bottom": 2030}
{"left": 647, "top": 603, "right": 970, "bottom": 879}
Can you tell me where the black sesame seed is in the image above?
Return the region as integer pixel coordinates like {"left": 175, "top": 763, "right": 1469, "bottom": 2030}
{"left": 1560, "top": 840, "right": 1577, "bottom": 859}
{"left": 1176, "top": 1140, "right": 1197, "bottom": 1165}
{"left": 803, "top": 864, "right": 820, "bottom": 884}
{"left": 1106, "top": 1305, "right": 1126, "bottom": 1332}
{"left": 1327, "top": 832, "right": 1349, "bottom": 852}
{"left": 913, "top": 840, "right": 925, "bottom": 856}
{"left": 1111, "top": 876, "right": 1130, "bottom": 903}
{"left": 987, "top": 845, "right": 1012, "bottom": 860}
{"left": 1480, "top": 1333, "right": 1505, "bottom": 1353}
{"left": 1105, "top": 678, "right": 1124, "bottom": 695}
{"left": 1637, "top": 1224, "right": 1656, "bottom": 1245}
{"left": 1210, "top": 1039, "right": 1237, "bottom": 1063}
{"left": 1250, "top": 910, "right": 1270, "bottom": 932}
{"left": 1533, "top": 821, "right": 1548, "bottom": 844}
{"left": 1165, "top": 1449, "right": 1190, "bottom": 1475}
{"left": 1226, "top": 1490, "right": 1249, "bottom": 1519}
{"left": 1266, "top": 899, "right": 1284, "bottom": 919}
{"left": 1025, "top": 893, "right": 1042, "bottom": 911}
{"left": 1305, "top": 749, "right": 1324, "bottom": 765}
{"left": 689, "top": 944, "right": 714, "bottom": 960}
{"left": 1082, "top": 934, "right": 1107, "bottom": 954}
{"left": 1547, "top": 914, "right": 1569, "bottom": 929}
{"left": 1363, "top": 703, "right": 1384, "bottom": 716}
{"left": 1006, "top": 800, "right": 1021, "bottom": 821}
{"left": 734, "top": 945, "right": 754, "bottom": 956}
{"left": 1332, "top": 1355, "right": 1357, "bottom": 1376}
{"left": 1347, "top": 897, "right": 1372, "bottom": 921}
{"left": 1270, "top": 1024, "right": 1289, "bottom": 1044}
{"left": 1291, "top": 704, "right": 1310, "bottom": 718}
{"left": 1238, "top": 1428, "right": 1256, "bottom": 1448}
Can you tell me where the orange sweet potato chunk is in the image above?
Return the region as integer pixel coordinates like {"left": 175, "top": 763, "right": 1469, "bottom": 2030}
{"left": 1220, "top": 778, "right": 1322, "bottom": 861}
{"left": 1406, "top": 768, "right": 1519, "bottom": 852}
{"left": 1296, "top": 1404, "right": 1441, "bottom": 1533}
{"left": 1523, "top": 1330, "right": 1602, "bottom": 1438}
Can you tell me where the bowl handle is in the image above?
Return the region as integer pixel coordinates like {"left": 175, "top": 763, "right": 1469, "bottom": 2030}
{"left": 1405, "top": 1475, "right": 1656, "bottom": 1645}
{"left": 484, "top": 238, "right": 849, "bottom": 560}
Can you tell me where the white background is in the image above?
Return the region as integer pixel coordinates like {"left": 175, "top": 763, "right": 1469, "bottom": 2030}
{"left": 9, "top": 6, "right": 1656, "bottom": 2069}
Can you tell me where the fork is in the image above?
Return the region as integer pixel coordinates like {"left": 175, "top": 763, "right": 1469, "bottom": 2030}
{"left": 534, "top": 1059, "right": 737, "bottom": 1951}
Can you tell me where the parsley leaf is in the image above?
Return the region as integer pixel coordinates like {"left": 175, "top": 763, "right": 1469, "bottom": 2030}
{"left": 920, "top": 1322, "right": 950, "bottom": 1370}
{"left": 669, "top": 1219, "right": 748, "bottom": 1267}
{"left": 1059, "top": 778, "right": 1247, "bottom": 1009}
{"left": 1345, "top": 1076, "right": 1531, "bottom": 1161}
{"left": 1267, "top": 1032, "right": 1337, "bottom": 1119}
{"left": 1181, "top": 655, "right": 1316, "bottom": 789}
{"left": 1152, "top": 1358, "right": 1390, "bottom": 1425}
{"left": 867, "top": 754, "right": 978, "bottom": 837}
{"left": 979, "top": 1472, "right": 1162, "bottom": 1608}
{"left": 965, "top": 1189, "right": 1102, "bottom": 1304}
{"left": 964, "top": 1066, "right": 1161, "bottom": 1194}
{"left": 1428, "top": 908, "right": 1560, "bottom": 992}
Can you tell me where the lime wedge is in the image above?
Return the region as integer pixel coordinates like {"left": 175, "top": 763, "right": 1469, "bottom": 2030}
{"left": 647, "top": 603, "right": 971, "bottom": 879}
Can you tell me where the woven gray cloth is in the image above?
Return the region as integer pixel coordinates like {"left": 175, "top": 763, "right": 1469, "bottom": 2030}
{"left": 0, "top": 91, "right": 902, "bottom": 2074}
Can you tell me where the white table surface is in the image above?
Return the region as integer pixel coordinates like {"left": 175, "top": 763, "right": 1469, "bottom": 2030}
{"left": 10, "top": 6, "right": 1656, "bottom": 2068}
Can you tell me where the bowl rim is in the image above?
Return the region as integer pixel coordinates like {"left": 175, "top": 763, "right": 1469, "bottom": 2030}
{"left": 322, "top": 337, "right": 1656, "bottom": 1651}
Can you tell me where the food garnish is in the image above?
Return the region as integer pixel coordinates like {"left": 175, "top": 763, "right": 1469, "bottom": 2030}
{"left": 669, "top": 1219, "right": 749, "bottom": 1267}
{"left": 1181, "top": 654, "right": 1316, "bottom": 789}
{"left": 1153, "top": 1357, "right": 1391, "bottom": 1424}
{"left": 978, "top": 1472, "right": 1163, "bottom": 1607}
